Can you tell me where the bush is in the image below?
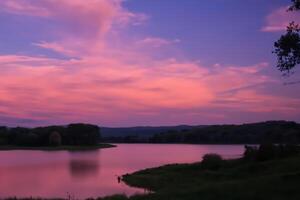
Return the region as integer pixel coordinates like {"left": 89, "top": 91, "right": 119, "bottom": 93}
{"left": 243, "top": 144, "right": 300, "bottom": 162}
{"left": 279, "top": 144, "right": 299, "bottom": 157}
{"left": 244, "top": 145, "right": 259, "bottom": 161}
{"left": 0, "top": 138, "right": 7, "bottom": 145}
{"left": 201, "top": 153, "right": 223, "bottom": 170}
{"left": 256, "top": 144, "right": 276, "bottom": 161}
{"left": 49, "top": 131, "right": 62, "bottom": 146}
{"left": 67, "top": 124, "right": 100, "bottom": 145}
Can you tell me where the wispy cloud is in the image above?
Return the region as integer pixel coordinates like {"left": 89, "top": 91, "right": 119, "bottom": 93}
{"left": 1, "top": 52, "right": 299, "bottom": 126}
{"left": 0, "top": 1, "right": 299, "bottom": 126}
{"left": 0, "top": 0, "right": 147, "bottom": 34}
{"left": 136, "top": 37, "right": 180, "bottom": 48}
{"left": 261, "top": 6, "right": 300, "bottom": 32}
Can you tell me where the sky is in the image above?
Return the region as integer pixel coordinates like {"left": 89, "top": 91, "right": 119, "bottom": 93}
{"left": 0, "top": 0, "right": 300, "bottom": 127}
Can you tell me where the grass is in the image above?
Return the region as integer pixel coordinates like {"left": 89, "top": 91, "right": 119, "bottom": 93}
{"left": 112, "top": 155, "right": 300, "bottom": 200}
{"left": 0, "top": 143, "right": 116, "bottom": 151}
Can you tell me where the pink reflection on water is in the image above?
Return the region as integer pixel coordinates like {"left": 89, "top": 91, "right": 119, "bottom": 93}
{"left": 0, "top": 144, "right": 244, "bottom": 199}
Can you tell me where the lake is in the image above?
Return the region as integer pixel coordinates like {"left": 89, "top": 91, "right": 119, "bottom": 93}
{"left": 0, "top": 144, "right": 244, "bottom": 199}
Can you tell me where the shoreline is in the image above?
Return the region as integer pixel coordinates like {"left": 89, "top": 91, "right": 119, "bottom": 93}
{"left": 2, "top": 145, "right": 300, "bottom": 199}
{"left": 0, "top": 143, "right": 116, "bottom": 151}
{"left": 2, "top": 154, "right": 300, "bottom": 199}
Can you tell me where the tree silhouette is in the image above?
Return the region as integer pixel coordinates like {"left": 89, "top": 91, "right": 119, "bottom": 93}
{"left": 49, "top": 131, "right": 62, "bottom": 146}
{"left": 288, "top": 0, "right": 300, "bottom": 11}
{"left": 273, "top": 0, "right": 300, "bottom": 75}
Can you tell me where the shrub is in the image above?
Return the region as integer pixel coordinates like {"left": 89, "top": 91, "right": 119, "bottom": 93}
{"left": 49, "top": 131, "right": 62, "bottom": 146}
{"left": 67, "top": 124, "right": 100, "bottom": 145}
{"left": 243, "top": 144, "right": 300, "bottom": 162}
{"left": 256, "top": 143, "right": 276, "bottom": 161}
{"left": 244, "top": 145, "right": 259, "bottom": 161}
{"left": 201, "top": 153, "right": 223, "bottom": 170}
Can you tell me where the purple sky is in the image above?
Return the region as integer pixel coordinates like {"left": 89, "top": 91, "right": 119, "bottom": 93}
{"left": 0, "top": 0, "right": 299, "bottom": 127}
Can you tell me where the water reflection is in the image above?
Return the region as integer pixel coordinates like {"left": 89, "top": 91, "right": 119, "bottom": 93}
{"left": 0, "top": 144, "right": 244, "bottom": 198}
{"left": 68, "top": 151, "right": 100, "bottom": 180}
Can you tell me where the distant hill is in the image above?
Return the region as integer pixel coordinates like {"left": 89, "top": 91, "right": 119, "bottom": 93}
{"left": 148, "top": 121, "right": 300, "bottom": 144}
{"left": 101, "top": 125, "right": 203, "bottom": 138}
{"left": 2, "top": 121, "right": 299, "bottom": 145}
{"left": 102, "top": 121, "right": 300, "bottom": 144}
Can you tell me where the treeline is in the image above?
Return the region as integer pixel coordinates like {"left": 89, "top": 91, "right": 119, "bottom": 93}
{"left": 0, "top": 123, "right": 100, "bottom": 147}
{"left": 103, "top": 135, "right": 149, "bottom": 143}
{"left": 101, "top": 125, "right": 197, "bottom": 137}
{"left": 103, "top": 121, "right": 300, "bottom": 144}
{"left": 150, "top": 121, "right": 300, "bottom": 144}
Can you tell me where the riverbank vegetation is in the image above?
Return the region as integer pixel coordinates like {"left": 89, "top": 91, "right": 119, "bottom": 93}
{"left": 103, "top": 121, "right": 300, "bottom": 144}
{"left": 2, "top": 121, "right": 299, "bottom": 147}
{"left": 116, "top": 144, "right": 300, "bottom": 200}
{"left": 0, "top": 143, "right": 115, "bottom": 151}
{"left": 0, "top": 123, "right": 114, "bottom": 150}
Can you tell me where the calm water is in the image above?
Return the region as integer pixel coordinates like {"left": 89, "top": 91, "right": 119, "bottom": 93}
{"left": 0, "top": 144, "right": 244, "bottom": 199}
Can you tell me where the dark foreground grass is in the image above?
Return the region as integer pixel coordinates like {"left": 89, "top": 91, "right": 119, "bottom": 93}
{"left": 4, "top": 153, "right": 300, "bottom": 200}
{"left": 119, "top": 155, "right": 300, "bottom": 200}
{"left": 0, "top": 143, "right": 116, "bottom": 151}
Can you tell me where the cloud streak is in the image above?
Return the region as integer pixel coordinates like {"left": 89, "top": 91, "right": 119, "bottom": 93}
{"left": 0, "top": 53, "right": 299, "bottom": 126}
{"left": 0, "top": 0, "right": 147, "bottom": 34}
{"left": 261, "top": 6, "right": 300, "bottom": 32}
{"left": 0, "top": 1, "right": 299, "bottom": 126}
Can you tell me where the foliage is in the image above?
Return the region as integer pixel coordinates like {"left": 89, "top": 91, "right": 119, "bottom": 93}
{"left": 49, "top": 131, "right": 62, "bottom": 146}
{"left": 243, "top": 145, "right": 258, "bottom": 160}
{"left": 201, "top": 153, "right": 223, "bottom": 170}
{"left": 273, "top": 0, "right": 300, "bottom": 74}
{"left": 288, "top": 0, "right": 300, "bottom": 11}
{"left": 67, "top": 123, "right": 100, "bottom": 145}
{"left": 273, "top": 22, "right": 300, "bottom": 75}
{"left": 102, "top": 121, "right": 300, "bottom": 144}
{"left": 0, "top": 126, "right": 8, "bottom": 145}
{"left": 244, "top": 144, "right": 300, "bottom": 161}
{"left": 0, "top": 143, "right": 115, "bottom": 151}
{"left": 120, "top": 144, "right": 300, "bottom": 200}
{"left": 147, "top": 121, "right": 300, "bottom": 144}
{"left": 0, "top": 123, "right": 101, "bottom": 148}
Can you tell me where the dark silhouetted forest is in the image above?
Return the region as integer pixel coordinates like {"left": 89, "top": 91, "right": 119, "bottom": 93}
{"left": 1, "top": 121, "right": 299, "bottom": 146}
{"left": 103, "top": 121, "right": 300, "bottom": 144}
{"left": 149, "top": 121, "right": 300, "bottom": 144}
{"left": 0, "top": 123, "right": 100, "bottom": 147}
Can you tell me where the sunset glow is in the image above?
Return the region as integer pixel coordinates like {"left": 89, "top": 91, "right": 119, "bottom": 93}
{"left": 0, "top": 0, "right": 299, "bottom": 127}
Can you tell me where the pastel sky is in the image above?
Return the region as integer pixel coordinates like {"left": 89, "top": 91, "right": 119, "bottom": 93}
{"left": 0, "top": 0, "right": 300, "bottom": 127}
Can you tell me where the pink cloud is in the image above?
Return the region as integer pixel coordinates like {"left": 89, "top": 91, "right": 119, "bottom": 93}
{"left": 136, "top": 37, "right": 180, "bottom": 48}
{"left": 0, "top": 2, "right": 299, "bottom": 126}
{"left": 0, "top": 52, "right": 299, "bottom": 126}
{"left": 1, "top": 0, "right": 149, "bottom": 57}
{"left": 33, "top": 41, "right": 78, "bottom": 56}
{"left": 261, "top": 6, "right": 300, "bottom": 32}
{"left": 0, "top": 0, "right": 147, "bottom": 38}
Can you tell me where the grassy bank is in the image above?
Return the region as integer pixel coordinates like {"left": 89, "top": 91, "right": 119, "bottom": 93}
{"left": 117, "top": 154, "right": 300, "bottom": 200}
{"left": 0, "top": 143, "right": 116, "bottom": 151}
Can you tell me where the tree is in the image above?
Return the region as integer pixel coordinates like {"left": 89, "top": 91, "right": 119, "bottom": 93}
{"left": 273, "top": 0, "right": 300, "bottom": 75}
{"left": 0, "top": 126, "right": 8, "bottom": 145}
{"left": 288, "top": 0, "right": 300, "bottom": 11}
{"left": 67, "top": 123, "right": 100, "bottom": 145}
{"left": 49, "top": 131, "right": 62, "bottom": 146}
{"left": 201, "top": 154, "right": 223, "bottom": 170}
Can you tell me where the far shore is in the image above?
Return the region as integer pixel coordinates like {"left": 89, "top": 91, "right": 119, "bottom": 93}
{"left": 0, "top": 143, "right": 116, "bottom": 151}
